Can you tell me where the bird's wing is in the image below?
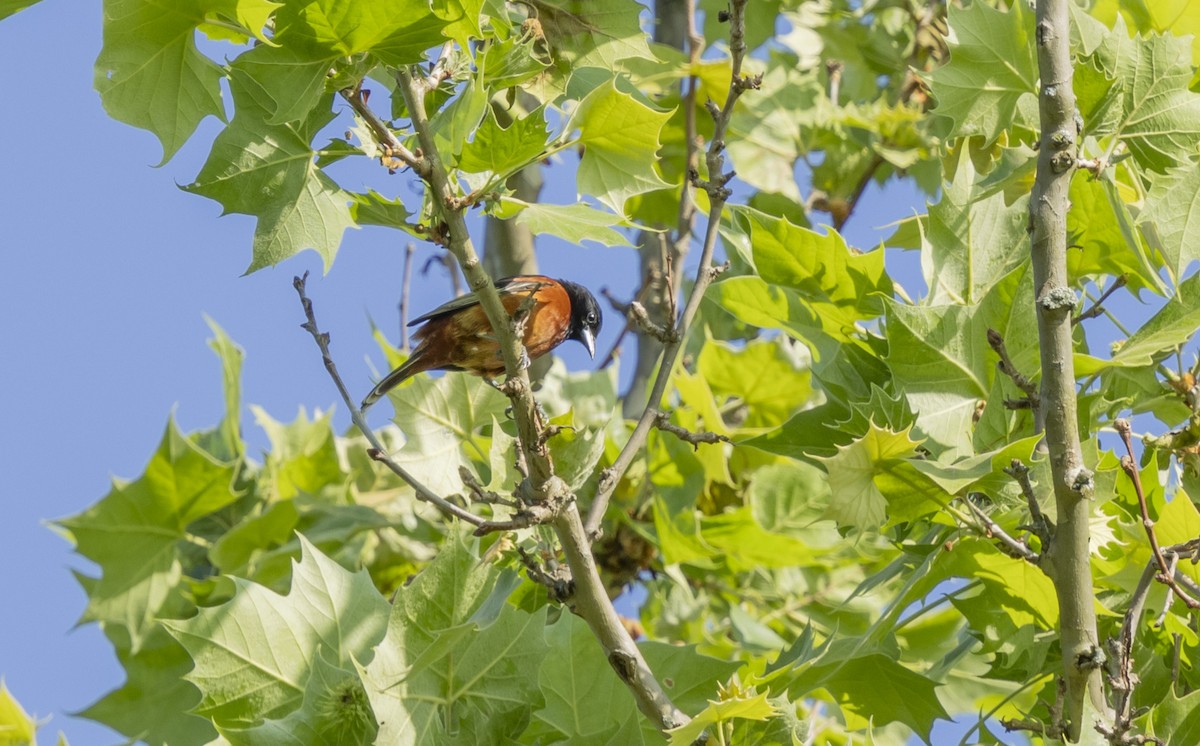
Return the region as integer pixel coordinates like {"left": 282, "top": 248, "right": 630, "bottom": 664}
{"left": 407, "top": 276, "right": 551, "bottom": 326}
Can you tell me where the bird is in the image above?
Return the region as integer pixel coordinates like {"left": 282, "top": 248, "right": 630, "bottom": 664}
{"left": 361, "top": 275, "right": 603, "bottom": 410}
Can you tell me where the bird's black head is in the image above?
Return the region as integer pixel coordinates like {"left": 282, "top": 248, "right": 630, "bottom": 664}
{"left": 561, "top": 280, "right": 602, "bottom": 358}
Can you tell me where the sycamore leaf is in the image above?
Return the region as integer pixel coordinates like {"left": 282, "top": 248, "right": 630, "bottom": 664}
{"left": 164, "top": 535, "right": 389, "bottom": 727}
{"left": 921, "top": 153, "right": 1029, "bottom": 305}
{"left": 530, "top": 0, "right": 655, "bottom": 69}
{"left": 1155, "top": 491, "right": 1200, "bottom": 586}
{"left": 940, "top": 538, "right": 1059, "bottom": 628}
{"left": 1079, "top": 21, "right": 1200, "bottom": 173}
{"left": 699, "top": 339, "right": 813, "bottom": 430}
{"left": 220, "top": 652, "right": 377, "bottom": 746}
{"left": 668, "top": 688, "right": 776, "bottom": 746}
{"left": 535, "top": 614, "right": 738, "bottom": 743}
{"left": 807, "top": 655, "right": 949, "bottom": 738}
{"left": 816, "top": 424, "right": 922, "bottom": 531}
{"left": 1141, "top": 163, "right": 1200, "bottom": 282}
{"left": 926, "top": 1, "right": 1037, "bottom": 144}
{"left": 94, "top": 0, "right": 228, "bottom": 163}
{"left": 383, "top": 372, "right": 508, "bottom": 495}
{"left": 497, "top": 199, "right": 633, "bottom": 247}
{"left": 193, "top": 318, "right": 245, "bottom": 462}
{"left": 0, "top": 679, "right": 36, "bottom": 745}
{"left": 359, "top": 533, "right": 550, "bottom": 744}
{"left": 183, "top": 71, "right": 355, "bottom": 272}
{"left": 252, "top": 406, "right": 343, "bottom": 500}
{"left": 458, "top": 106, "right": 549, "bottom": 176}
{"left": 1071, "top": 173, "right": 1163, "bottom": 293}
{"left": 739, "top": 207, "right": 892, "bottom": 333}
{"left": 1151, "top": 687, "right": 1200, "bottom": 745}
{"left": 572, "top": 79, "right": 673, "bottom": 214}
{"left": 1088, "top": 271, "right": 1200, "bottom": 371}
{"left": 58, "top": 419, "right": 238, "bottom": 652}
{"left": 432, "top": 0, "right": 484, "bottom": 48}
{"left": 199, "top": 0, "right": 279, "bottom": 44}
{"left": 79, "top": 624, "right": 216, "bottom": 746}
{"left": 0, "top": 0, "right": 42, "bottom": 21}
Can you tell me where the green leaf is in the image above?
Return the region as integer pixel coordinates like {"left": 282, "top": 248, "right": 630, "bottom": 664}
{"left": 164, "top": 535, "right": 390, "bottom": 727}
{"left": 939, "top": 538, "right": 1059, "bottom": 628}
{"left": 1079, "top": 21, "right": 1200, "bottom": 172}
{"left": 926, "top": 1, "right": 1037, "bottom": 144}
{"left": 497, "top": 200, "right": 633, "bottom": 248}
{"left": 815, "top": 424, "right": 929, "bottom": 531}
{"left": 1141, "top": 162, "right": 1200, "bottom": 281}
{"left": 572, "top": 79, "right": 673, "bottom": 214}
{"left": 198, "top": 0, "right": 279, "bottom": 44}
{"left": 884, "top": 265, "right": 1036, "bottom": 458}
{"left": 546, "top": 412, "right": 609, "bottom": 491}
{"left": 58, "top": 419, "right": 238, "bottom": 651}
{"left": 921, "top": 153, "right": 1029, "bottom": 305}
{"left": 1094, "top": 272, "right": 1200, "bottom": 371}
{"left": 433, "top": 0, "right": 484, "bottom": 48}
{"left": 458, "top": 105, "right": 549, "bottom": 176}
{"left": 532, "top": 0, "right": 655, "bottom": 69}
{"left": 1070, "top": 173, "right": 1162, "bottom": 293}
{"left": 1152, "top": 687, "right": 1200, "bottom": 746}
{"left": 1155, "top": 490, "right": 1200, "bottom": 586}
{"left": 221, "top": 651, "right": 377, "bottom": 746}
{"left": 252, "top": 406, "right": 343, "bottom": 500}
{"left": 360, "top": 533, "right": 550, "bottom": 744}
{"left": 0, "top": 679, "right": 36, "bottom": 746}
{"left": 80, "top": 624, "right": 216, "bottom": 746}
{"left": 667, "top": 687, "right": 776, "bottom": 746}
{"left": 350, "top": 189, "right": 416, "bottom": 231}
{"left": 183, "top": 71, "right": 356, "bottom": 273}
{"left": 384, "top": 372, "right": 508, "bottom": 495}
{"left": 0, "top": 0, "right": 40, "bottom": 21}
{"left": 738, "top": 206, "right": 892, "bottom": 333}
{"left": 808, "top": 654, "right": 949, "bottom": 738}
{"left": 194, "top": 318, "right": 245, "bottom": 461}
{"left": 95, "top": 0, "right": 227, "bottom": 163}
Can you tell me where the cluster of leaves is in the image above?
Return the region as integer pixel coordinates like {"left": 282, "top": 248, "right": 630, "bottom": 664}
{"left": 5, "top": 0, "right": 1200, "bottom": 743}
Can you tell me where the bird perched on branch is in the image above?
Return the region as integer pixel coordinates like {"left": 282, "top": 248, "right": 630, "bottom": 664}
{"left": 362, "top": 275, "right": 602, "bottom": 410}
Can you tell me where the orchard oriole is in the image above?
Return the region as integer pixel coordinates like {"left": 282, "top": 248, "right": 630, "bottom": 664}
{"left": 361, "top": 275, "right": 602, "bottom": 410}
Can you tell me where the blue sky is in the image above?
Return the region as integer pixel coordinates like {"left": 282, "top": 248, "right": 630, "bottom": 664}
{"left": 0, "top": 3, "right": 939, "bottom": 742}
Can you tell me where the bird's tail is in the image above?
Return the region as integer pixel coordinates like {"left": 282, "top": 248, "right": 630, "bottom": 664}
{"left": 361, "top": 356, "right": 421, "bottom": 411}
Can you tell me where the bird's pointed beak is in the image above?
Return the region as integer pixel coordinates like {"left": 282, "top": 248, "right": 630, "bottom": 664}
{"left": 581, "top": 328, "right": 596, "bottom": 358}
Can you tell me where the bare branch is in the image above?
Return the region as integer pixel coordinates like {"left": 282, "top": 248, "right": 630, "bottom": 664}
{"left": 586, "top": 0, "right": 755, "bottom": 538}
{"left": 292, "top": 272, "right": 484, "bottom": 527}
{"left": 1073, "top": 274, "right": 1127, "bottom": 326}
{"left": 961, "top": 497, "right": 1040, "bottom": 564}
{"left": 987, "top": 328, "right": 1041, "bottom": 421}
{"left": 339, "top": 84, "right": 426, "bottom": 175}
{"left": 654, "top": 411, "right": 732, "bottom": 451}
{"left": 1115, "top": 419, "right": 1200, "bottom": 609}
{"left": 1005, "top": 458, "right": 1053, "bottom": 544}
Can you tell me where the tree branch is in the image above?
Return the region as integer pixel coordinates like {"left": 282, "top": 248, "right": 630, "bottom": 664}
{"left": 654, "top": 411, "right": 732, "bottom": 450}
{"left": 586, "top": 0, "right": 757, "bottom": 537}
{"left": 1115, "top": 419, "right": 1200, "bottom": 610}
{"left": 1029, "top": 0, "right": 1110, "bottom": 736}
{"left": 292, "top": 272, "right": 484, "bottom": 527}
{"left": 988, "top": 328, "right": 1042, "bottom": 425}
{"left": 391, "top": 63, "right": 688, "bottom": 732}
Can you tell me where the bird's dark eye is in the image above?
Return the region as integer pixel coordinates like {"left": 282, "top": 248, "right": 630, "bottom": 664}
{"left": 587, "top": 312, "right": 597, "bottom": 324}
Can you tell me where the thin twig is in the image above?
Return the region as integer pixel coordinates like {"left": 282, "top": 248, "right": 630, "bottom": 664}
{"left": 1005, "top": 458, "right": 1053, "bottom": 544}
{"left": 1074, "top": 275, "right": 1127, "bottom": 325}
{"left": 960, "top": 497, "right": 1040, "bottom": 564}
{"left": 585, "top": 0, "right": 757, "bottom": 538}
{"left": 292, "top": 272, "right": 484, "bottom": 527}
{"left": 400, "top": 242, "right": 416, "bottom": 351}
{"left": 988, "top": 328, "right": 1041, "bottom": 414}
{"left": 1115, "top": 419, "right": 1200, "bottom": 609}
{"left": 654, "top": 411, "right": 732, "bottom": 450}
{"left": 339, "top": 84, "right": 426, "bottom": 175}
